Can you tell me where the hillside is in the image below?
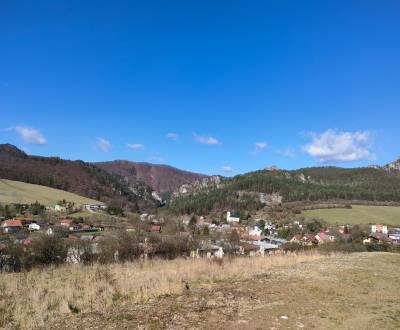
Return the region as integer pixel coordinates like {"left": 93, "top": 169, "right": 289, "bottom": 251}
{"left": 0, "top": 144, "right": 157, "bottom": 210}
{"left": 169, "top": 165, "right": 400, "bottom": 214}
{"left": 0, "top": 179, "right": 100, "bottom": 206}
{"left": 96, "top": 160, "right": 206, "bottom": 197}
{"left": 303, "top": 205, "right": 400, "bottom": 226}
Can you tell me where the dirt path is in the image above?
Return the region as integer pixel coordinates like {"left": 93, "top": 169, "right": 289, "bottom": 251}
{"left": 49, "top": 253, "right": 400, "bottom": 330}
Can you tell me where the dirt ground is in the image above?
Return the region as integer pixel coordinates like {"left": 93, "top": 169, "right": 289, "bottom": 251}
{"left": 49, "top": 252, "right": 400, "bottom": 330}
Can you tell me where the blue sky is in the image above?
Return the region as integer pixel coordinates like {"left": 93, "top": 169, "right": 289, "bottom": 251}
{"left": 1, "top": 1, "right": 399, "bottom": 175}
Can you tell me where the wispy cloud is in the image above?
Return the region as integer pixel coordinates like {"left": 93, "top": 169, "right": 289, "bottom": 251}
{"left": 221, "top": 166, "right": 234, "bottom": 173}
{"left": 166, "top": 132, "right": 179, "bottom": 141}
{"left": 194, "top": 134, "right": 221, "bottom": 145}
{"left": 303, "top": 129, "right": 373, "bottom": 162}
{"left": 277, "top": 147, "right": 296, "bottom": 158}
{"left": 7, "top": 126, "right": 47, "bottom": 145}
{"left": 127, "top": 143, "right": 145, "bottom": 151}
{"left": 96, "top": 137, "right": 112, "bottom": 152}
{"left": 253, "top": 141, "right": 268, "bottom": 154}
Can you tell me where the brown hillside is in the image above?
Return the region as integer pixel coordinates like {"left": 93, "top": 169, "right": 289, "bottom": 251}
{"left": 96, "top": 160, "right": 206, "bottom": 195}
{"left": 0, "top": 144, "right": 154, "bottom": 209}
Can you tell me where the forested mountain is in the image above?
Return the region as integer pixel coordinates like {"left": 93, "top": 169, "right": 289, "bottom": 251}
{"left": 96, "top": 160, "right": 206, "bottom": 197}
{"left": 169, "top": 164, "right": 400, "bottom": 215}
{"left": 0, "top": 144, "right": 157, "bottom": 210}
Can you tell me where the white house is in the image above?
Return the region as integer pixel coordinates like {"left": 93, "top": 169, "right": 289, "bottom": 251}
{"left": 54, "top": 205, "right": 67, "bottom": 212}
{"left": 28, "top": 223, "right": 40, "bottom": 231}
{"left": 371, "top": 224, "right": 388, "bottom": 234}
{"left": 249, "top": 226, "right": 263, "bottom": 237}
{"left": 227, "top": 211, "right": 240, "bottom": 223}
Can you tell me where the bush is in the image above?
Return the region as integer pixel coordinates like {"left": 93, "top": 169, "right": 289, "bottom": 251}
{"left": 317, "top": 242, "right": 367, "bottom": 254}
{"left": 28, "top": 234, "right": 68, "bottom": 266}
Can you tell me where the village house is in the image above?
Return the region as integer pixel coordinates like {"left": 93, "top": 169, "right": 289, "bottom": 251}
{"left": 239, "top": 242, "right": 262, "bottom": 257}
{"left": 364, "top": 232, "right": 392, "bottom": 245}
{"left": 28, "top": 223, "right": 40, "bottom": 231}
{"left": 253, "top": 240, "right": 279, "bottom": 252}
{"left": 389, "top": 228, "right": 400, "bottom": 245}
{"left": 248, "top": 226, "right": 263, "bottom": 240}
{"left": 262, "top": 236, "right": 287, "bottom": 247}
{"left": 60, "top": 219, "right": 73, "bottom": 228}
{"left": 315, "top": 231, "right": 336, "bottom": 244}
{"left": 150, "top": 225, "right": 162, "bottom": 233}
{"left": 371, "top": 224, "right": 388, "bottom": 235}
{"left": 196, "top": 242, "right": 221, "bottom": 258}
{"left": 2, "top": 219, "right": 23, "bottom": 233}
{"left": 249, "top": 226, "right": 263, "bottom": 237}
{"left": 290, "top": 233, "right": 317, "bottom": 246}
{"left": 140, "top": 213, "right": 149, "bottom": 221}
{"left": 54, "top": 205, "right": 67, "bottom": 212}
{"left": 226, "top": 211, "right": 240, "bottom": 223}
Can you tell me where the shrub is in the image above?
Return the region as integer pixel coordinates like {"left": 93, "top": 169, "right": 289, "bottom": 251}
{"left": 28, "top": 234, "right": 68, "bottom": 266}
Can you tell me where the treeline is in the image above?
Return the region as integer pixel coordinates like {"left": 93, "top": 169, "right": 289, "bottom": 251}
{"left": 169, "top": 167, "right": 400, "bottom": 214}
{"left": 0, "top": 202, "right": 46, "bottom": 218}
{"left": 0, "top": 232, "right": 197, "bottom": 272}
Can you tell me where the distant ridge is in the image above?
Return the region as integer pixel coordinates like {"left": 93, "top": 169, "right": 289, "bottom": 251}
{"left": 0, "top": 144, "right": 157, "bottom": 210}
{"left": 96, "top": 160, "right": 207, "bottom": 197}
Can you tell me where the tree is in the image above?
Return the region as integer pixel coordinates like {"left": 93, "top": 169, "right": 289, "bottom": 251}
{"left": 305, "top": 218, "right": 326, "bottom": 234}
{"left": 106, "top": 205, "right": 124, "bottom": 216}
{"left": 188, "top": 215, "right": 197, "bottom": 235}
{"left": 29, "top": 235, "right": 68, "bottom": 266}
{"left": 229, "top": 229, "right": 240, "bottom": 244}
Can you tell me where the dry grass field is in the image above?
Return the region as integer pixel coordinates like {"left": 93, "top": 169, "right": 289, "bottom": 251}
{"left": 303, "top": 205, "right": 400, "bottom": 226}
{"left": 0, "top": 179, "right": 100, "bottom": 206}
{"left": 1, "top": 252, "right": 399, "bottom": 329}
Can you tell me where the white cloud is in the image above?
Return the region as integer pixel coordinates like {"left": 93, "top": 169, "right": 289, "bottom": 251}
{"left": 253, "top": 141, "right": 268, "bottom": 154}
{"left": 221, "top": 166, "right": 234, "bottom": 173}
{"left": 194, "top": 134, "right": 221, "bottom": 145}
{"left": 166, "top": 132, "right": 179, "bottom": 141}
{"left": 96, "top": 137, "right": 112, "bottom": 152}
{"left": 8, "top": 126, "right": 47, "bottom": 145}
{"left": 127, "top": 143, "right": 145, "bottom": 150}
{"left": 303, "top": 129, "right": 373, "bottom": 162}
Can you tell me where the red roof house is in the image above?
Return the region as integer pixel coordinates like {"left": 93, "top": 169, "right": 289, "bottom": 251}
{"left": 2, "top": 219, "right": 23, "bottom": 228}
{"left": 60, "top": 219, "right": 73, "bottom": 227}
{"left": 150, "top": 225, "right": 162, "bottom": 233}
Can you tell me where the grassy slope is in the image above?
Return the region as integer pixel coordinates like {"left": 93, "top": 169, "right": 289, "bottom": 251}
{"left": 5, "top": 252, "right": 398, "bottom": 329}
{"left": 0, "top": 179, "right": 101, "bottom": 206}
{"left": 303, "top": 205, "right": 400, "bottom": 226}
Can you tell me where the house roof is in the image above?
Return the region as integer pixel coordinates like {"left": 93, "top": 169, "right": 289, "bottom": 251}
{"left": 316, "top": 231, "right": 330, "bottom": 241}
{"left": 15, "top": 218, "right": 33, "bottom": 223}
{"left": 3, "top": 219, "right": 23, "bottom": 227}
{"left": 240, "top": 242, "right": 260, "bottom": 252}
{"left": 369, "top": 233, "right": 391, "bottom": 242}
{"left": 290, "top": 234, "right": 302, "bottom": 241}
{"left": 304, "top": 233, "right": 317, "bottom": 242}
{"left": 150, "top": 225, "right": 161, "bottom": 232}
